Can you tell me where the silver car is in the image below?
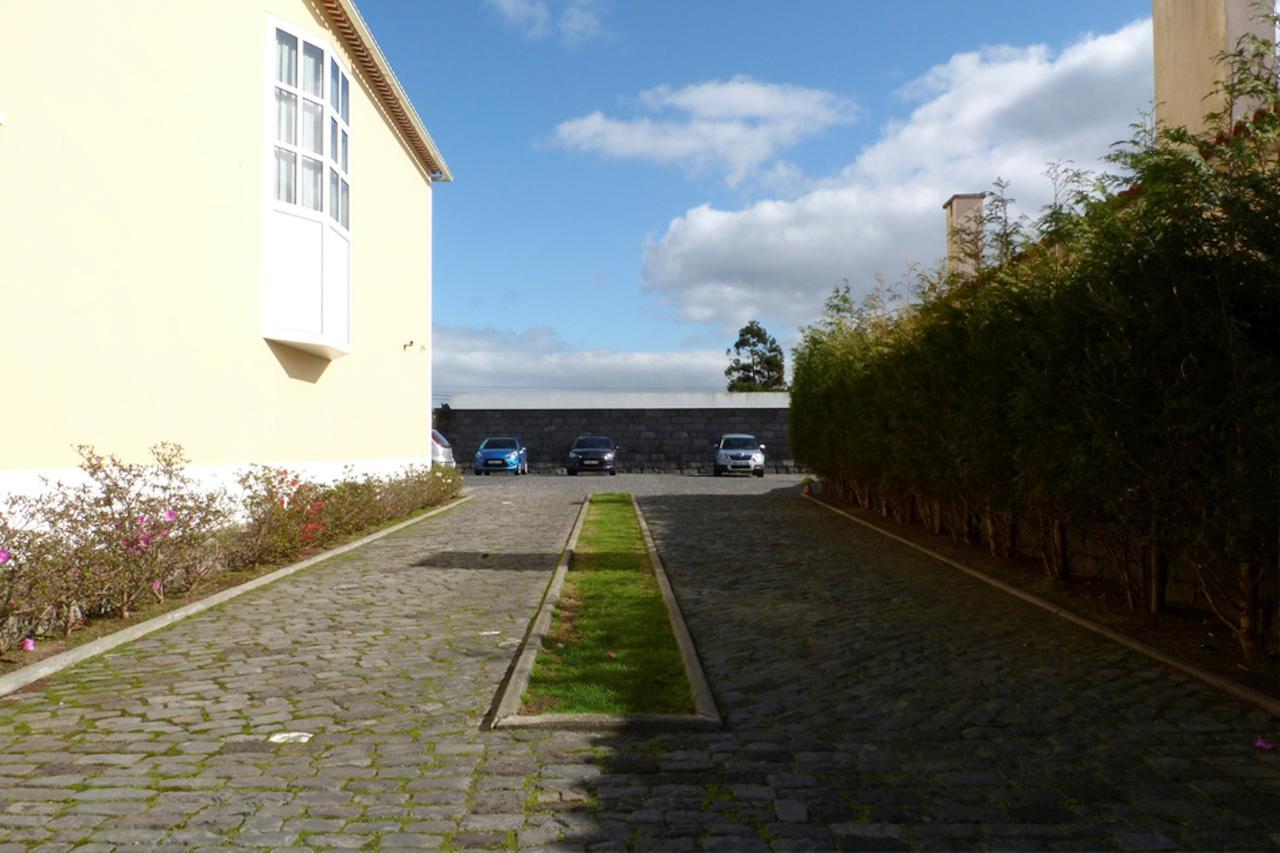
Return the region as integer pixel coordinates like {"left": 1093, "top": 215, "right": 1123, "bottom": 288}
{"left": 712, "top": 433, "right": 765, "bottom": 477}
{"left": 431, "top": 429, "right": 456, "bottom": 468}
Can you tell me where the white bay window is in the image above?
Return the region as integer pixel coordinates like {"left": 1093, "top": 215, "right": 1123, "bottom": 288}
{"left": 264, "top": 20, "right": 351, "bottom": 359}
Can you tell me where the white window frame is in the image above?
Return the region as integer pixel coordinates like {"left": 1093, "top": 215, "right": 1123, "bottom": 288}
{"left": 262, "top": 16, "right": 353, "bottom": 360}
{"left": 268, "top": 21, "right": 351, "bottom": 234}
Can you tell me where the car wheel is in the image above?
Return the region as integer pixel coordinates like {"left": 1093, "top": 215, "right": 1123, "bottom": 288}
{"left": 754, "top": 469, "right": 765, "bottom": 478}
{"left": 713, "top": 465, "right": 723, "bottom": 477}
{"left": 567, "top": 469, "right": 577, "bottom": 476}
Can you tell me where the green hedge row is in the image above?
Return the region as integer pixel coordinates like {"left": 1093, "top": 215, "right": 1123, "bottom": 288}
{"left": 791, "top": 45, "right": 1280, "bottom": 660}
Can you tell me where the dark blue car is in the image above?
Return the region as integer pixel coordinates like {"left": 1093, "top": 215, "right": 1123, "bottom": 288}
{"left": 473, "top": 436, "right": 529, "bottom": 475}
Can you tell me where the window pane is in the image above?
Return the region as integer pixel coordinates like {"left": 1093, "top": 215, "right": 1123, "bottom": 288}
{"left": 274, "top": 147, "right": 296, "bottom": 203}
{"left": 275, "top": 30, "right": 296, "bottom": 85}
{"left": 330, "top": 118, "right": 338, "bottom": 165}
{"left": 301, "top": 99, "right": 323, "bottom": 155}
{"left": 340, "top": 130, "right": 348, "bottom": 172}
{"left": 329, "top": 167, "right": 340, "bottom": 222}
{"left": 301, "top": 43, "right": 323, "bottom": 97}
{"left": 329, "top": 59, "right": 340, "bottom": 111}
{"left": 340, "top": 178, "right": 349, "bottom": 229}
{"left": 340, "top": 74, "right": 349, "bottom": 123}
{"left": 300, "top": 157, "right": 323, "bottom": 211}
{"left": 274, "top": 88, "right": 296, "bottom": 144}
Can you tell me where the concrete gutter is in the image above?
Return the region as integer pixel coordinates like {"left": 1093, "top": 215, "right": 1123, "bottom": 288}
{"left": 804, "top": 493, "right": 1280, "bottom": 720}
{"left": 0, "top": 495, "right": 473, "bottom": 700}
{"left": 490, "top": 494, "right": 721, "bottom": 731}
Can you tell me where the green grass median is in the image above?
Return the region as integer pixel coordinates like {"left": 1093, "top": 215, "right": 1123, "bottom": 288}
{"left": 523, "top": 493, "right": 693, "bottom": 715}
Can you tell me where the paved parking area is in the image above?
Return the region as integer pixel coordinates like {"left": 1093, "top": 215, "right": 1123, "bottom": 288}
{"left": 0, "top": 473, "right": 1277, "bottom": 850}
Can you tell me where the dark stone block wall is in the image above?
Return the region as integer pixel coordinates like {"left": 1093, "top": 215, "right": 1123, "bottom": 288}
{"left": 435, "top": 407, "right": 798, "bottom": 474}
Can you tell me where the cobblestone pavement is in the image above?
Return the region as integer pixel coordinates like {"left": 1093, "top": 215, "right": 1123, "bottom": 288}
{"left": 0, "top": 474, "right": 1277, "bottom": 851}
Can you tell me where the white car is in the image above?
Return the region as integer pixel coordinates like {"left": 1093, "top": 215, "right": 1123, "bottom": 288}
{"left": 712, "top": 433, "right": 765, "bottom": 477}
{"left": 431, "top": 429, "right": 456, "bottom": 468}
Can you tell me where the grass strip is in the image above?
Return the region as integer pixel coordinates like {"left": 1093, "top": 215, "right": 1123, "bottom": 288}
{"left": 523, "top": 493, "right": 693, "bottom": 715}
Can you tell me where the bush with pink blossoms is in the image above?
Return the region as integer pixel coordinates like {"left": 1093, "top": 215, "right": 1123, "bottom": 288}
{"left": 0, "top": 445, "right": 462, "bottom": 655}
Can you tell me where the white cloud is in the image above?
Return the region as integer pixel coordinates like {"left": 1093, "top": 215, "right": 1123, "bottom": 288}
{"left": 560, "top": 0, "right": 605, "bottom": 46}
{"left": 485, "top": 0, "right": 551, "bottom": 40}
{"left": 432, "top": 325, "right": 728, "bottom": 398}
{"left": 486, "top": 0, "right": 607, "bottom": 45}
{"left": 641, "top": 20, "right": 1155, "bottom": 332}
{"left": 554, "top": 76, "right": 858, "bottom": 187}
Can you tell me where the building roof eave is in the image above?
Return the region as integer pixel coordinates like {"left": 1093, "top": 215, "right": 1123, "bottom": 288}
{"left": 320, "top": 0, "right": 453, "bottom": 183}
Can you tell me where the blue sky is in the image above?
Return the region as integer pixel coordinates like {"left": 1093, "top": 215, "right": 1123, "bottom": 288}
{"left": 356, "top": 1, "right": 1153, "bottom": 402}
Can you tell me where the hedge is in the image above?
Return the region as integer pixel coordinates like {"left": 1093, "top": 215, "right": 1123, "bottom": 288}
{"left": 790, "top": 38, "right": 1280, "bottom": 660}
{"left": 0, "top": 443, "right": 462, "bottom": 653}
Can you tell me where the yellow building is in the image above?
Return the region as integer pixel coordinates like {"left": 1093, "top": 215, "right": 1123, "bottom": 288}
{"left": 0, "top": 0, "right": 450, "bottom": 495}
{"left": 1153, "top": 0, "right": 1274, "bottom": 134}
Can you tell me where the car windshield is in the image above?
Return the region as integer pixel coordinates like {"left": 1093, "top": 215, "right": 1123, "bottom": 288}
{"left": 720, "top": 437, "right": 757, "bottom": 450}
{"left": 482, "top": 438, "right": 518, "bottom": 450}
{"left": 573, "top": 437, "right": 612, "bottom": 450}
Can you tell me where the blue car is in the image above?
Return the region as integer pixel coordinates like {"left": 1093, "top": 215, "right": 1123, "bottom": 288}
{"left": 473, "top": 436, "right": 529, "bottom": 475}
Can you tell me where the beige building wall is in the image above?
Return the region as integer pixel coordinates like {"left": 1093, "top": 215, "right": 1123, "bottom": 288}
{"left": 943, "top": 193, "right": 985, "bottom": 277}
{"left": 0, "top": 0, "right": 436, "bottom": 484}
{"left": 1153, "top": 0, "right": 1275, "bottom": 134}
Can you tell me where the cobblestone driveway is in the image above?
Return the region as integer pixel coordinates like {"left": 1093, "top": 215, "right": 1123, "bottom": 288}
{"left": 0, "top": 475, "right": 1277, "bottom": 851}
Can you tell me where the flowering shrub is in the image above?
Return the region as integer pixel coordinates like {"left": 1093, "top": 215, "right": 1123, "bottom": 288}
{"left": 0, "top": 447, "right": 463, "bottom": 654}
{"left": 230, "top": 464, "right": 462, "bottom": 567}
{"left": 230, "top": 466, "right": 323, "bottom": 566}
{"left": 0, "top": 444, "right": 227, "bottom": 646}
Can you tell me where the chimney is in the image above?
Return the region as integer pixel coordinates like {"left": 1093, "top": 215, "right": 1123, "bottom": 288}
{"left": 1153, "top": 0, "right": 1276, "bottom": 135}
{"left": 943, "top": 193, "right": 985, "bottom": 277}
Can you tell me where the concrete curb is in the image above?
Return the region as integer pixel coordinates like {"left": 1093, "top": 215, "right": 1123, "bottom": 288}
{"left": 0, "top": 495, "right": 473, "bottom": 701}
{"left": 632, "top": 494, "right": 721, "bottom": 724}
{"left": 491, "top": 494, "right": 721, "bottom": 731}
{"left": 490, "top": 496, "right": 591, "bottom": 727}
{"left": 804, "top": 493, "right": 1280, "bottom": 720}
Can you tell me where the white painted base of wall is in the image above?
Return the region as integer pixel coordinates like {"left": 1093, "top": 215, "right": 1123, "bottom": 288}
{"left": 0, "top": 457, "right": 433, "bottom": 504}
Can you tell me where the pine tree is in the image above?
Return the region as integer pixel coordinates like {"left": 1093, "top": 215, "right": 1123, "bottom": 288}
{"left": 725, "top": 321, "right": 786, "bottom": 391}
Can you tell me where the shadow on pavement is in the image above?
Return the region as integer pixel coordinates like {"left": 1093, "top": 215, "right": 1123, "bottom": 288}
{"left": 505, "top": 487, "right": 1280, "bottom": 851}
{"left": 410, "top": 552, "right": 562, "bottom": 571}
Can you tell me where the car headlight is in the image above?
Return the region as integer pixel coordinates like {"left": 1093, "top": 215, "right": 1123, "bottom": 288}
{"left": 604, "top": 452, "right": 614, "bottom": 460}
{"left": 506, "top": 452, "right": 518, "bottom": 460}
{"left": 569, "top": 451, "right": 579, "bottom": 458}
{"left": 474, "top": 452, "right": 483, "bottom": 459}
{"left": 753, "top": 452, "right": 764, "bottom": 462}
{"left": 717, "top": 452, "right": 729, "bottom": 461}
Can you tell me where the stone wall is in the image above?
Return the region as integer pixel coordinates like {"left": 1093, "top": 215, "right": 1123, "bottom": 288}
{"left": 436, "top": 406, "right": 798, "bottom": 474}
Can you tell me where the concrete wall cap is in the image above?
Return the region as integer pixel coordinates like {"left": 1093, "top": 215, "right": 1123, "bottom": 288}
{"left": 447, "top": 391, "right": 790, "bottom": 410}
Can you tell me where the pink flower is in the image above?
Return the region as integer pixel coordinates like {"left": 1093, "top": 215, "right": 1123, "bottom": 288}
{"left": 21, "top": 637, "right": 35, "bottom": 652}
{"left": 1255, "top": 736, "right": 1276, "bottom": 751}
{"left": 0, "top": 548, "right": 9, "bottom": 564}
{"left": 162, "top": 509, "right": 177, "bottom": 522}
{"left": 139, "top": 533, "right": 152, "bottom": 548}
{"left": 152, "top": 581, "right": 162, "bottom": 592}
{"left": 135, "top": 515, "right": 148, "bottom": 526}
